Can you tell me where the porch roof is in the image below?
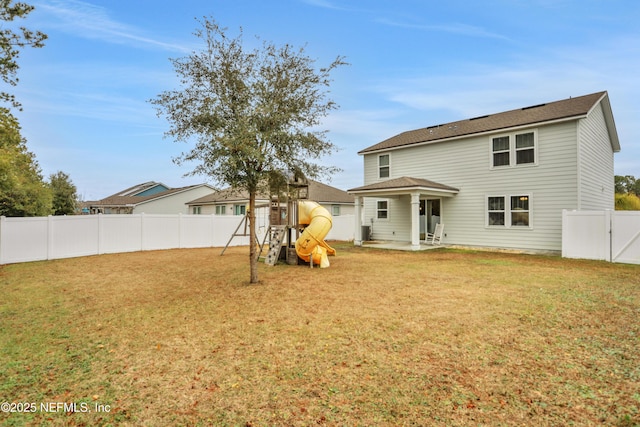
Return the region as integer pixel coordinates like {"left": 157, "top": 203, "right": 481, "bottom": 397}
{"left": 348, "top": 176, "right": 459, "bottom": 197}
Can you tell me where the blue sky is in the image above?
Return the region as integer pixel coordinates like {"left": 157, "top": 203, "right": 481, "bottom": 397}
{"left": 11, "top": 0, "right": 640, "bottom": 200}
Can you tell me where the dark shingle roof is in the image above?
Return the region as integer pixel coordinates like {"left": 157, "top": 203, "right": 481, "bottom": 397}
{"left": 348, "top": 177, "right": 459, "bottom": 194}
{"left": 188, "top": 180, "right": 354, "bottom": 205}
{"left": 359, "top": 91, "right": 608, "bottom": 154}
{"left": 308, "top": 180, "right": 354, "bottom": 203}
{"left": 187, "top": 188, "right": 270, "bottom": 205}
{"left": 109, "top": 181, "right": 168, "bottom": 197}
{"left": 90, "top": 185, "right": 201, "bottom": 207}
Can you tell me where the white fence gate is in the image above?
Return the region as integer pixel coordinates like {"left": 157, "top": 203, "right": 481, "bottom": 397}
{"left": 0, "top": 214, "right": 355, "bottom": 265}
{"left": 562, "top": 210, "right": 640, "bottom": 264}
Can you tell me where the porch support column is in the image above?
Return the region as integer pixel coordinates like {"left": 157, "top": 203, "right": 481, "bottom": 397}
{"left": 410, "top": 191, "right": 420, "bottom": 250}
{"left": 354, "top": 196, "right": 362, "bottom": 246}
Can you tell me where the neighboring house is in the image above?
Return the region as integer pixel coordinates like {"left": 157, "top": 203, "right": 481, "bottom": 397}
{"left": 88, "top": 181, "right": 216, "bottom": 214}
{"left": 187, "top": 187, "right": 270, "bottom": 216}
{"left": 348, "top": 91, "right": 620, "bottom": 252}
{"left": 186, "top": 179, "right": 355, "bottom": 217}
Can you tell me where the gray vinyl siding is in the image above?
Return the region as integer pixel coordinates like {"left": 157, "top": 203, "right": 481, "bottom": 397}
{"left": 362, "top": 120, "right": 581, "bottom": 251}
{"left": 578, "top": 103, "right": 615, "bottom": 210}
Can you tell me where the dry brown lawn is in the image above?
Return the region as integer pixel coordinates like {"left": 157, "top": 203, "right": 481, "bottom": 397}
{"left": 1, "top": 243, "right": 639, "bottom": 426}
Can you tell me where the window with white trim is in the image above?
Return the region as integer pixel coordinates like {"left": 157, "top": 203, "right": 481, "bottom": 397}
{"left": 377, "top": 200, "right": 388, "bottom": 219}
{"left": 487, "top": 194, "right": 531, "bottom": 228}
{"left": 379, "top": 154, "right": 390, "bottom": 178}
{"left": 331, "top": 205, "right": 340, "bottom": 216}
{"left": 510, "top": 195, "right": 530, "bottom": 226}
{"left": 491, "top": 130, "right": 537, "bottom": 168}
{"left": 515, "top": 133, "right": 535, "bottom": 165}
{"left": 215, "top": 205, "right": 226, "bottom": 215}
{"left": 234, "top": 204, "right": 246, "bottom": 215}
{"left": 492, "top": 137, "right": 510, "bottom": 167}
{"left": 192, "top": 206, "right": 202, "bottom": 214}
{"left": 487, "top": 196, "right": 505, "bottom": 226}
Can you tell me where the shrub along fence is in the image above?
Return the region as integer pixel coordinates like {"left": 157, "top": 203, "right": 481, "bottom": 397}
{"left": 562, "top": 209, "right": 640, "bottom": 264}
{"left": 0, "top": 213, "right": 355, "bottom": 265}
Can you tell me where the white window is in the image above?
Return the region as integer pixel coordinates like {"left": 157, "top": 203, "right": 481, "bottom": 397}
{"left": 492, "top": 137, "right": 510, "bottom": 167}
{"left": 515, "top": 133, "right": 535, "bottom": 165}
{"left": 487, "top": 196, "right": 505, "bottom": 226}
{"left": 491, "top": 130, "right": 537, "bottom": 168}
{"left": 510, "top": 195, "right": 530, "bottom": 226}
{"left": 215, "top": 205, "right": 226, "bottom": 215}
{"left": 192, "top": 206, "right": 202, "bottom": 214}
{"left": 487, "top": 194, "right": 531, "bottom": 228}
{"left": 377, "top": 200, "right": 388, "bottom": 219}
{"left": 379, "top": 154, "right": 390, "bottom": 178}
{"left": 234, "top": 204, "right": 246, "bottom": 215}
{"left": 331, "top": 205, "right": 340, "bottom": 216}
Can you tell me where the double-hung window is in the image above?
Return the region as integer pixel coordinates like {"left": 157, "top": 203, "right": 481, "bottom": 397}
{"left": 487, "top": 194, "right": 531, "bottom": 228}
{"left": 488, "top": 196, "right": 505, "bottom": 226}
{"left": 510, "top": 195, "right": 530, "bottom": 226}
{"left": 491, "top": 130, "right": 537, "bottom": 168}
{"left": 492, "top": 137, "right": 510, "bottom": 167}
{"left": 515, "top": 133, "right": 535, "bottom": 165}
{"left": 215, "top": 205, "right": 226, "bottom": 215}
{"left": 379, "top": 154, "right": 390, "bottom": 178}
{"left": 377, "top": 200, "right": 388, "bottom": 219}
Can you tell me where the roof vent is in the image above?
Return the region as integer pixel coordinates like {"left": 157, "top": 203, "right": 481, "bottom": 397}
{"left": 469, "top": 115, "right": 489, "bottom": 121}
{"left": 521, "top": 103, "right": 546, "bottom": 110}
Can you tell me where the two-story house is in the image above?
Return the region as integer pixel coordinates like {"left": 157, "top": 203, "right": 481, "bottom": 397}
{"left": 348, "top": 91, "right": 620, "bottom": 252}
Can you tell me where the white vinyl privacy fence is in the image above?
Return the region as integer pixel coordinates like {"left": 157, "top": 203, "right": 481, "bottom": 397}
{"left": 0, "top": 213, "right": 355, "bottom": 265}
{"left": 562, "top": 209, "right": 640, "bottom": 264}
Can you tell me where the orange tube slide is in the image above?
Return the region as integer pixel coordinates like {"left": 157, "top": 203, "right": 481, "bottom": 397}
{"left": 295, "top": 200, "right": 336, "bottom": 268}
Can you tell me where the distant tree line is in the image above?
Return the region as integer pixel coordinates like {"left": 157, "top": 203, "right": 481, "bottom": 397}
{"left": 0, "top": 108, "right": 78, "bottom": 216}
{"left": 0, "top": 1, "right": 79, "bottom": 217}
{"left": 615, "top": 175, "right": 640, "bottom": 210}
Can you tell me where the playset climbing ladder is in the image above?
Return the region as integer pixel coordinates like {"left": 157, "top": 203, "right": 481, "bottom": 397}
{"left": 262, "top": 225, "right": 287, "bottom": 266}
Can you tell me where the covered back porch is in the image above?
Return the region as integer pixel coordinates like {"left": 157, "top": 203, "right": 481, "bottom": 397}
{"left": 348, "top": 177, "right": 459, "bottom": 250}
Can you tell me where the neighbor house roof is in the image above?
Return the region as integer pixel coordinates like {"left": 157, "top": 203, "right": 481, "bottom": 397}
{"left": 109, "top": 181, "right": 170, "bottom": 197}
{"left": 187, "top": 188, "right": 271, "bottom": 205}
{"left": 89, "top": 183, "right": 213, "bottom": 208}
{"left": 348, "top": 176, "right": 459, "bottom": 195}
{"left": 359, "top": 91, "right": 620, "bottom": 154}
{"left": 187, "top": 180, "right": 354, "bottom": 205}
{"left": 308, "top": 180, "right": 354, "bottom": 204}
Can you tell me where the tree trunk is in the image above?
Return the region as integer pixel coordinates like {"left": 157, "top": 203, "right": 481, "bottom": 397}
{"left": 249, "top": 190, "right": 258, "bottom": 284}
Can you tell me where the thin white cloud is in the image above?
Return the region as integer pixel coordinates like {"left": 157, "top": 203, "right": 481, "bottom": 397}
{"left": 35, "top": 0, "right": 190, "bottom": 52}
{"left": 300, "top": 0, "right": 345, "bottom": 10}
{"left": 15, "top": 58, "right": 178, "bottom": 126}
{"left": 301, "top": 1, "right": 508, "bottom": 40}
{"left": 370, "top": 33, "right": 640, "bottom": 120}
{"left": 376, "top": 18, "right": 510, "bottom": 41}
{"left": 20, "top": 86, "right": 156, "bottom": 125}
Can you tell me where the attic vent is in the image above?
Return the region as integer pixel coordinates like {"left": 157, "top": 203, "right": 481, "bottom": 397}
{"left": 469, "top": 115, "right": 489, "bottom": 121}
{"left": 426, "top": 125, "right": 440, "bottom": 129}
{"left": 521, "top": 103, "right": 546, "bottom": 110}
